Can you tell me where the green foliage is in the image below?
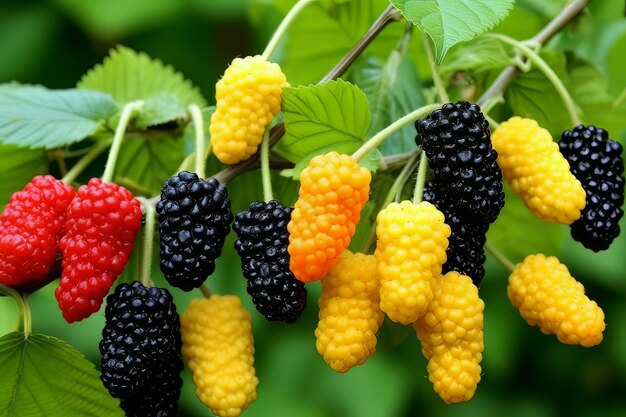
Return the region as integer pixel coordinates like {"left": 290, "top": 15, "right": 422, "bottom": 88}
{"left": 0, "top": 332, "right": 123, "bottom": 417}
{"left": 391, "top": 0, "right": 514, "bottom": 63}
{"left": 135, "top": 92, "right": 187, "bottom": 129}
{"left": 277, "top": 0, "right": 405, "bottom": 85}
{"left": 78, "top": 45, "right": 207, "bottom": 108}
{"left": 276, "top": 79, "right": 371, "bottom": 162}
{"left": 487, "top": 184, "right": 564, "bottom": 263}
{"left": 0, "top": 145, "right": 48, "bottom": 208}
{"left": 349, "top": 55, "right": 425, "bottom": 155}
{"left": 0, "top": 84, "right": 117, "bottom": 149}
{"left": 439, "top": 36, "right": 511, "bottom": 80}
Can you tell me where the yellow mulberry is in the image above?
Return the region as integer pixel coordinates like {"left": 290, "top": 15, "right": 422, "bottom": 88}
{"left": 508, "top": 254, "right": 605, "bottom": 347}
{"left": 288, "top": 152, "right": 371, "bottom": 283}
{"left": 180, "top": 295, "right": 258, "bottom": 417}
{"left": 315, "top": 251, "right": 384, "bottom": 373}
{"left": 375, "top": 201, "right": 450, "bottom": 324}
{"left": 491, "top": 116, "right": 586, "bottom": 224}
{"left": 413, "top": 271, "right": 484, "bottom": 404}
{"left": 210, "top": 55, "right": 288, "bottom": 165}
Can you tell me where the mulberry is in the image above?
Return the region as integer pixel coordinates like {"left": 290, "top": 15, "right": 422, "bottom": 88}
{"left": 288, "top": 152, "right": 371, "bottom": 283}
{"left": 157, "top": 171, "right": 233, "bottom": 291}
{"left": 315, "top": 251, "right": 384, "bottom": 372}
{"left": 210, "top": 55, "right": 288, "bottom": 164}
{"left": 0, "top": 175, "right": 75, "bottom": 289}
{"left": 55, "top": 178, "right": 142, "bottom": 323}
{"left": 375, "top": 201, "right": 450, "bottom": 324}
{"left": 233, "top": 200, "right": 307, "bottom": 323}
{"left": 491, "top": 117, "right": 586, "bottom": 224}
{"left": 181, "top": 295, "right": 258, "bottom": 417}
{"left": 508, "top": 254, "right": 605, "bottom": 347}
{"left": 413, "top": 271, "right": 484, "bottom": 403}
{"left": 559, "top": 125, "right": 624, "bottom": 251}
{"left": 99, "top": 281, "right": 182, "bottom": 408}
{"left": 416, "top": 101, "right": 504, "bottom": 224}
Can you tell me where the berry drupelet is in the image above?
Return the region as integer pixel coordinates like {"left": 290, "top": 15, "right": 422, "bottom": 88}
{"left": 157, "top": 171, "right": 233, "bottom": 291}
{"left": 416, "top": 101, "right": 504, "bottom": 225}
{"left": 559, "top": 125, "right": 625, "bottom": 251}
{"left": 233, "top": 200, "right": 307, "bottom": 323}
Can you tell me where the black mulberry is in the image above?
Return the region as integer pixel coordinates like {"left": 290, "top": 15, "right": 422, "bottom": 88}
{"left": 416, "top": 101, "right": 504, "bottom": 224}
{"left": 233, "top": 200, "right": 307, "bottom": 323}
{"left": 99, "top": 281, "right": 180, "bottom": 398}
{"left": 157, "top": 171, "right": 233, "bottom": 291}
{"left": 560, "top": 125, "right": 625, "bottom": 251}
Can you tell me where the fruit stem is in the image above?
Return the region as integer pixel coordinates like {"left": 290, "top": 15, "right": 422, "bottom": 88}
{"left": 137, "top": 197, "right": 156, "bottom": 287}
{"left": 362, "top": 150, "right": 421, "bottom": 253}
{"left": 412, "top": 151, "right": 429, "bottom": 204}
{"left": 487, "top": 33, "right": 581, "bottom": 126}
{"left": 188, "top": 104, "right": 206, "bottom": 179}
{"left": 484, "top": 114, "right": 501, "bottom": 131}
{"left": 423, "top": 33, "right": 450, "bottom": 103}
{"left": 62, "top": 138, "right": 113, "bottom": 184}
{"left": 102, "top": 100, "right": 144, "bottom": 183}
{"left": 0, "top": 285, "right": 31, "bottom": 338}
{"left": 261, "top": 0, "right": 316, "bottom": 60}
{"left": 477, "top": 0, "right": 590, "bottom": 107}
{"left": 260, "top": 129, "right": 274, "bottom": 202}
{"left": 199, "top": 285, "right": 212, "bottom": 299}
{"left": 484, "top": 241, "right": 515, "bottom": 273}
{"left": 352, "top": 103, "right": 440, "bottom": 162}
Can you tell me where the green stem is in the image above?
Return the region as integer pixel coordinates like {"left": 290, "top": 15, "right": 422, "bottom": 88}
{"left": 484, "top": 114, "right": 501, "bottom": 131}
{"left": 102, "top": 101, "right": 144, "bottom": 183}
{"left": 260, "top": 129, "right": 273, "bottom": 202}
{"left": 352, "top": 103, "right": 440, "bottom": 162}
{"left": 484, "top": 241, "right": 515, "bottom": 273}
{"left": 137, "top": 198, "right": 156, "bottom": 287}
{"left": 488, "top": 33, "right": 580, "bottom": 126}
{"left": 188, "top": 104, "right": 206, "bottom": 179}
{"left": 199, "top": 285, "right": 212, "bottom": 299}
{"left": 423, "top": 34, "right": 450, "bottom": 103}
{"left": 613, "top": 88, "right": 626, "bottom": 108}
{"left": 261, "top": 0, "right": 316, "bottom": 60}
{"left": 0, "top": 285, "right": 31, "bottom": 338}
{"left": 412, "top": 151, "right": 429, "bottom": 204}
{"left": 62, "top": 138, "right": 113, "bottom": 184}
{"left": 480, "top": 96, "right": 504, "bottom": 116}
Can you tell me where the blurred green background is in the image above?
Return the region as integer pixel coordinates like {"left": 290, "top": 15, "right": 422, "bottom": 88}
{"left": 1, "top": 0, "right": 626, "bottom": 416}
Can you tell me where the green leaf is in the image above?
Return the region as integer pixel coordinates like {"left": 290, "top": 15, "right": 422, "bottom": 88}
{"left": 487, "top": 184, "right": 565, "bottom": 263}
{"left": 114, "top": 136, "right": 184, "bottom": 194}
{"left": 278, "top": 0, "right": 405, "bottom": 85}
{"left": 135, "top": 92, "right": 186, "bottom": 129}
{"left": 0, "top": 332, "right": 123, "bottom": 417}
{"left": 0, "top": 84, "right": 118, "bottom": 149}
{"left": 78, "top": 45, "right": 207, "bottom": 107}
{"left": 349, "top": 55, "right": 425, "bottom": 155}
{"left": 391, "top": 0, "right": 514, "bottom": 63}
{"left": 274, "top": 79, "right": 371, "bottom": 162}
{"left": 0, "top": 145, "right": 49, "bottom": 209}
{"left": 505, "top": 51, "right": 571, "bottom": 138}
{"left": 439, "top": 35, "right": 511, "bottom": 80}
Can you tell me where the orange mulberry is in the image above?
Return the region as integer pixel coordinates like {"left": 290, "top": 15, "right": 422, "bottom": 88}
{"left": 287, "top": 152, "right": 371, "bottom": 283}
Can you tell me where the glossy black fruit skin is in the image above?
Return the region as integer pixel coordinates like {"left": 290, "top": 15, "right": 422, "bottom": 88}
{"left": 560, "top": 125, "right": 625, "bottom": 251}
{"left": 416, "top": 101, "right": 504, "bottom": 224}
{"left": 157, "top": 171, "right": 233, "bottom": 291}
{"left": 99, "top": 282, "right": 180, "bottom": 399}
{"left": 233, "top": 200, "right": 307, "bottom": 323}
